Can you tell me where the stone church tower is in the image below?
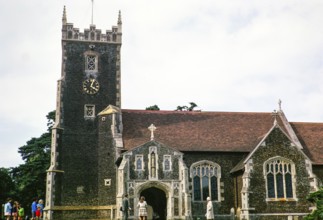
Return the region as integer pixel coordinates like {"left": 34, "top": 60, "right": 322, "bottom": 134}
{"left": 44, "top": 7, "right": 122, "bottom": 219}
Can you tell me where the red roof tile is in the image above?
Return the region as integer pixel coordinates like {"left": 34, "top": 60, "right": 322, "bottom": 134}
{"left": 122, "top": 110, "right": 274, "bottom": 151}
{"left": 290, "top": 122, "right": 323, "bottom": 165}
{"left": 121, "top": 110, "right": 323, "bottom": 164}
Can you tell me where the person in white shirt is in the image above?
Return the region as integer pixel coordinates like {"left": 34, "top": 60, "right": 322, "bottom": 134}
{"left": 4, "top": 198, "right": 12, "bottom": 220}
{"left": 137, "top": 196, "right": 147, "bottom": 220}
{"left": 205, "top": 196, "right": 214, "bottom": 220}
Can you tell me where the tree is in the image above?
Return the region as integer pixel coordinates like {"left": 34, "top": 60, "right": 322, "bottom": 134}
{"left": 187, "top": 102, "right": 197, "bottom": 111}
{"left": 304, "top": 187, "right": 323, "bottom": 220}
{"left": 0, "top": 168, "right": 16, "bottom": 203}
{"left": 146, "top": 105, "right": 160, "bottom": 110}
{"left": 175, "top": 102, "right": 198, "bottom": 111}
{"left": 10, "top": 111, "right": 55, "bottom": 208}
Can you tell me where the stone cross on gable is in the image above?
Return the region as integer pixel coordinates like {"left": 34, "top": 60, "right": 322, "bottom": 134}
{"left": 278, "top": 99, "right": 282, "bottom": 111}
{"left": 148, "top": 124, "right": 157, "bottom": 141}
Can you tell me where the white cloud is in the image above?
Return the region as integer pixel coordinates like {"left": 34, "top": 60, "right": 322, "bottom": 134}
{"left": 0, "top": 0, "right": 323, "bottom": 167}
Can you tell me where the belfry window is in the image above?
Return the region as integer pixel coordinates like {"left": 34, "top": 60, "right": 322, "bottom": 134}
{"left": 264, "top": 157, "right": 295, "bottom": 200}
{"left": 86, "top": 55, "right": 96, "bottom": 70}
{"left": 84, "top": 52, "right": 98, "bottom": 72}
{"left": 191, "top": 161, "right": 221, "bottom": 201}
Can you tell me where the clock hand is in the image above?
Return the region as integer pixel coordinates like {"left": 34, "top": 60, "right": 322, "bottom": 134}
{"left": 90, "top": 80, "right": 98, "bottom": 90}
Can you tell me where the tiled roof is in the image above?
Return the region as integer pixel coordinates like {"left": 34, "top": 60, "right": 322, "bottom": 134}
{"left": 122, "top": 110, "right": 278, "bottom": 151}
{"left": 290, "top": 122, "right": 323, "bottom": 165}
{"left": 121, "top": 110, "right": 323, "bottom": 164}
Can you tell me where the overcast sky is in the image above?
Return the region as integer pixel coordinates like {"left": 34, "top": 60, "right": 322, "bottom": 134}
{"left": 1, "top": 0, "right": 323, "bottom": 168}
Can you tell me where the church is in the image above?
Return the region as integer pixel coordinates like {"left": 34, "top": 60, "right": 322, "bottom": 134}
{"left": 43, "top": 8, "right": 323, "bottom": 220}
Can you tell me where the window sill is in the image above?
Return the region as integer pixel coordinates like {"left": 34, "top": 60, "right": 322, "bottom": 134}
{"left": 266, "top": 198, "right": 297, "bottom": 202}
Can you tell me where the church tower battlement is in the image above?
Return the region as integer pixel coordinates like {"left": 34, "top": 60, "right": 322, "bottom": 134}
{"left": 62, "top": 6, "right": 122, "bottom": 43}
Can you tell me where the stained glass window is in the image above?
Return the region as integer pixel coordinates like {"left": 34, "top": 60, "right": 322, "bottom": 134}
{"left": 285, "top": 173, "right": 293, "bottom": 198}
{"left": 267, "top": 173, "right": 275, "bottom": 198}
{"left": 191, "top": 161, "right": 220, "bottom": 201}
{"left": 193, "top": 176, "right": 201, "bottom": 201}
{"left": 264, "top": 157, "right": 295, "bottom": 200}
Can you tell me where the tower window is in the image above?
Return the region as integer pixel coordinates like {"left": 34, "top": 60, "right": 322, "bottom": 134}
{"left": 190, "top": 161, "right": 221, "bottom": 201}
{"left": 264, "top": 157, "right": 295, "bottom": 200}
{"left": 86, "top": 55, "right": 96, "bottom": 70}
{"left": 84, "top": 105, "right": 95, "bottom": 118}
{"left": 84, "top": 51, "right": 98, "bottom": 73}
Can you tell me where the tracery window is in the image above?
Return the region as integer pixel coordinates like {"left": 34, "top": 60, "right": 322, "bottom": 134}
{"left": 84, "top": 52, "right": 98, "bottom": 72}
{"left": 86, "top": 55, "right": 96, "bottom": 70}
{"left": 191, "top": 161, "right": 221, "bottom": 201}
{"left": 264, "top": 157, "right": 295, "bottom": 200}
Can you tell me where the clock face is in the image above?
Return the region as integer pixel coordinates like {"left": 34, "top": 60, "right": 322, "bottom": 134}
{"left": 83, "top": 79, "right": 99, "bottom": 94}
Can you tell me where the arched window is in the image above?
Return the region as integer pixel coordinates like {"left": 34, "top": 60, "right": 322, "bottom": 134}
{"left": 190, "top": 161, "right": 221, "bottom": 201}
{"left": 264, "top": 157, "right": 295, "bottom": 200}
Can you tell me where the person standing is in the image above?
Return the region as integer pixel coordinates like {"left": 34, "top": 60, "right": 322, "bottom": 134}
{"left": 205, "top": 197, "right": 214, "bottom": 220}
{"left": 18, "top": 203, "right": 25, "bottom": 220}
{"left": 35, "top": 206, "right": 42, "bottom": 220}
{"left": 122, "top": 194, "right": 131, "bottom": 220}
{"left": 37, "top": 199, "right": 44, "bottom": 218}
{"left": 12, "top": 201, "right": 19, "bottom": 220}
{"left": 4, "top": 198, "right": 12, "bottom": 220}
{"left": 31, "top": 198, "right": 37, "bottom": 220}
{"left": 136, "top": 196, "right": 147, "bottom": 220}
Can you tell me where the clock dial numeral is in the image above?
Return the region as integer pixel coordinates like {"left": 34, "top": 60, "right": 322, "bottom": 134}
{"left": 83, "top": 79, "right": 99, "bottom": 94}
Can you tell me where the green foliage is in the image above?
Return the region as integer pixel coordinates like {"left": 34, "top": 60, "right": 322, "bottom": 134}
{"left": 0, "top": 168, "right": 16, "bottom": 203}
{"left": 176, "top": 102, "right": 198, "bottom": 111}
{"left": 9, "top": 110, "right": 55, "bottom": 208}
{"left": 145, "top": 105, "right": 160, "bottom": 110}
{"left": 304, "top": 187, "right": 323, "bottom": 220}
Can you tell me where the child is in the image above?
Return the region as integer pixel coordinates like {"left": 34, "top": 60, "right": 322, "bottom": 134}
{"left": 35, "top": 206, "right": 42, "bottom": 220}
{"left": 18, "top": 203, "right": 25, "bottom": 220}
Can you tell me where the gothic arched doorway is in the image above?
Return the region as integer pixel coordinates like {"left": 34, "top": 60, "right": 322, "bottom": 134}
{"left": 141, "top": 187, "right": 167, "bottom": 220}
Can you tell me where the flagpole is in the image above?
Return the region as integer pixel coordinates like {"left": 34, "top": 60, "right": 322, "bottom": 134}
{"left": 91, "top": 0, "right": 94, "bottom": 25}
